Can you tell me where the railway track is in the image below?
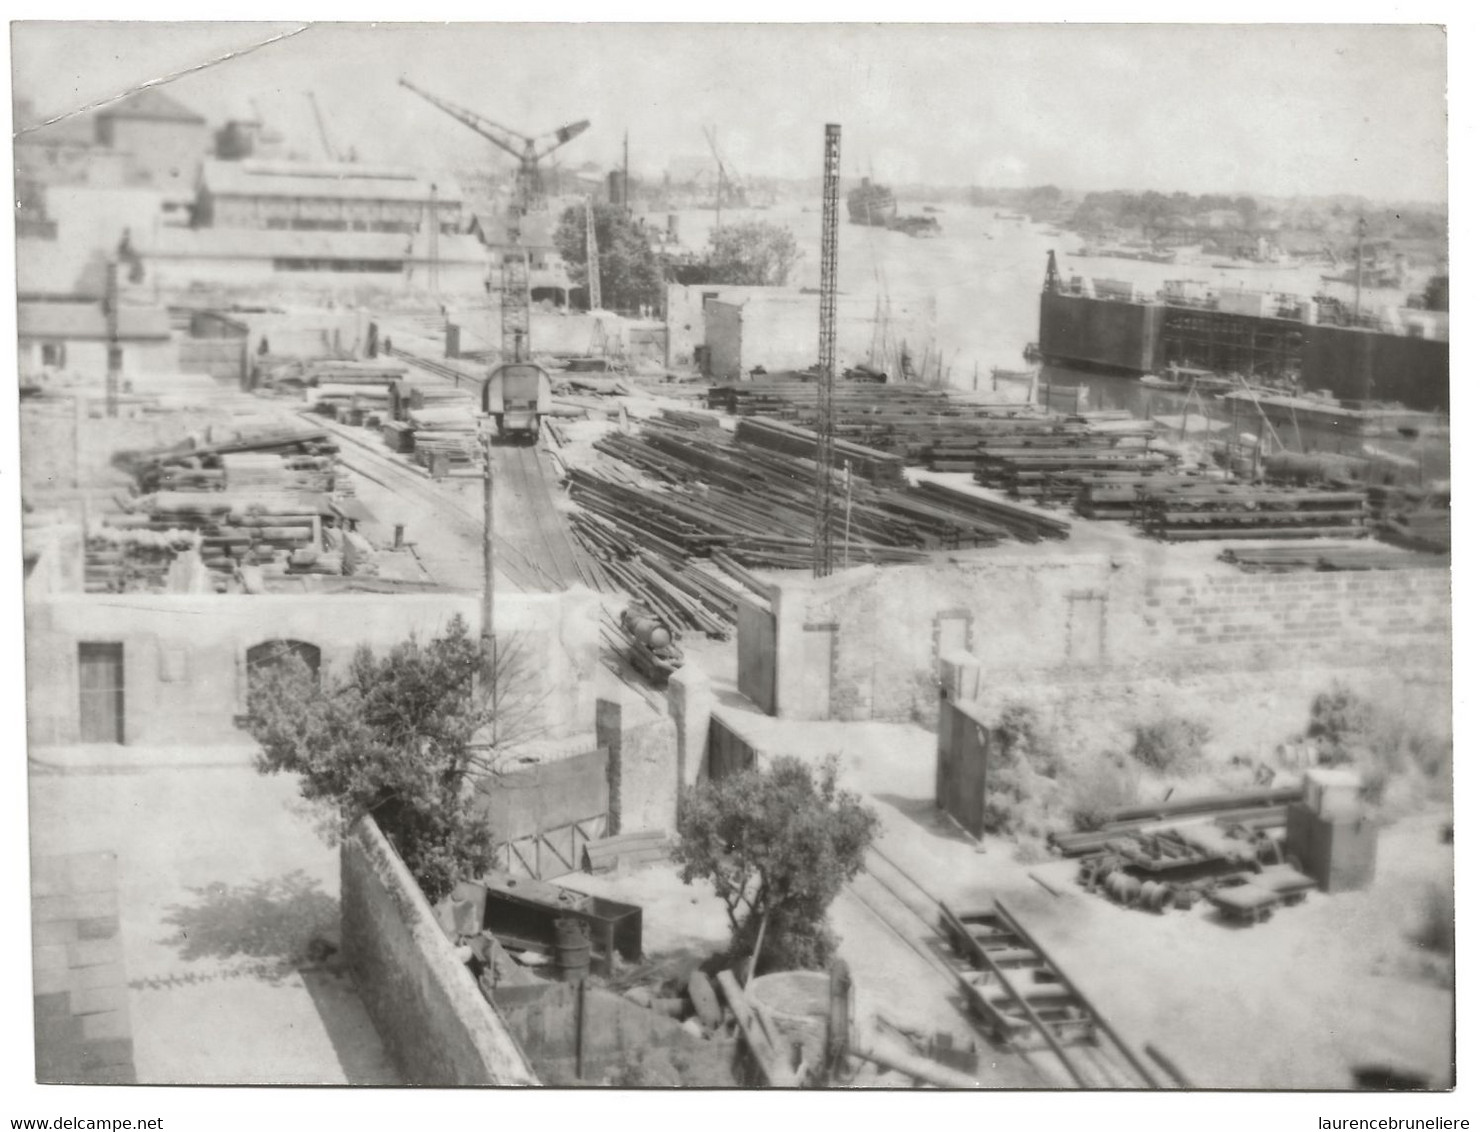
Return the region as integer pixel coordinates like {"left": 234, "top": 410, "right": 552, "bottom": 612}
{"left": 848, "top": 846, "right": 1170, "bottom": 1089}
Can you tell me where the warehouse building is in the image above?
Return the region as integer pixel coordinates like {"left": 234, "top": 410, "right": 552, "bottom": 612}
{"left": 18, "top": 298, "right": 175, "bottom": 378}
{"left": 130, "top": 226, "right": 490, "bottom": 295}
{"left": 195, "top": 159, "right": 463, "bottom": 234}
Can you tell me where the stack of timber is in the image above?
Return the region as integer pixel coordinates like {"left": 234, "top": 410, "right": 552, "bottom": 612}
{"left": 575, "top": 512, "right": 736, "bottom": 638}
{"left": 976, "top": 447, "right": 1173, "bottom": 502}
{"left": 734, "top": 417, "right": 905, "bottom": 485}
{"left": 1136, "top": 484, "right": 1369, "bottom": 542}
{"left": 407, "top": 407, "right": 481, "bottom": 470}
{"left": 1368, "top": 484, "right": 1450, "bottom": 553}
{"left": 101, "top": 490, "right": 341, "bottom": 583}
{"left": 1075, "top": 472, "right": 1207, "bottom": 521}
{"left": 122, "top": 426, "right": 341, "bottom": 494}
{"left": 911, "top": 480, "right": 1070, "bottom": 541}
{"left": 579, "top": 423, "right": 1017, "bottom": 567}
{"left": 925, "top": 415, "right": 1156, "bottom": 473}
{"left": 1218, "top": 543, "right": 1450, "bottom": 573}
{"left": 84, "top": 527, "right": 203, "bottom": 594}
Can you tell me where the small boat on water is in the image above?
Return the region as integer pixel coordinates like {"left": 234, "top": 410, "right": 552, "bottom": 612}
{"left": 1140, "top": 364, "right": 1237, "bottom": 394}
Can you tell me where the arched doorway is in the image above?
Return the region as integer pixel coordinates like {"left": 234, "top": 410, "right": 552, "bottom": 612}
{"left": 246, "top": 639, "right": 322, "bottom": 693}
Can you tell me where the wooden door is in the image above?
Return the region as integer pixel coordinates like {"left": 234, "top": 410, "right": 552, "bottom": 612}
{"left": 801, "top": 624, "right": 837, "bottom": 720}
{"left": 78, "top": 643, "right": 124, "bottom": 744}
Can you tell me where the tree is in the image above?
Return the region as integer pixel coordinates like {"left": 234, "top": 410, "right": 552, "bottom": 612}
{"left": 554, "top": 202, "right": 665, "bottom": 313}
{"left": 674, "top": 755, "right": 878, "bottom": 973}
{"left": 703, "top": 220, "right": 802, "bottom": 287}
{"left": 1422, "top": 274, "right": 1449, "bottom": 312}
{"left": 244, "top": 616, "right": 546, "bottom": 902}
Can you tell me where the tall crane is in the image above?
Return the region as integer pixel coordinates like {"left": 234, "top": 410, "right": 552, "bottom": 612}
{"left": 398, "top": 76, "right": 590, "bottom": 228}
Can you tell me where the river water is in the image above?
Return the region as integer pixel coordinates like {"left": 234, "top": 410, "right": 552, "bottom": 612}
{"left": 644, "top": 202, "right": 1446, "bottom": 480}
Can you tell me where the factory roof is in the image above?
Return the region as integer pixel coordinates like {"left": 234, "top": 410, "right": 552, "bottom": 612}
{"left": 135, "top": 225, "right": 488, "bottom": 264}
{"left": 98, "top": 89, "right": 206, "bottom": 125}
{"left": 19, "top": 300, "right": 173, "bottom": 341}
{"left": 200, "top": 159, "right": 463, "bottom": 205}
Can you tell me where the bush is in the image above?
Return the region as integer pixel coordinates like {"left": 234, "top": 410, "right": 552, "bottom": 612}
{"left": 996, "top": 702, "right": 1062, "bottom": 779}
{"left": 1065, "top": 753, "right": 1144, "bottom": 832}
{"left": 674, "top": 755, "right": 878, "bottom": 976}
{"left": 1307, "top": 684, "right": 1376, "bottom": 762}
{"left": 1129, "top": 716, "right": 1210, "bottom": 774}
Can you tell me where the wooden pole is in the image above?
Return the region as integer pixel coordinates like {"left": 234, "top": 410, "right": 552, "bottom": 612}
{"left": 851, "top": 1038, "right": 982, "bottom": 1089}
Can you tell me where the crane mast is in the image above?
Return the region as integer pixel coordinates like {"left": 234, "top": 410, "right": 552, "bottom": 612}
{"left": 813, "top": 123, "right": 841, "bottom": 579}
{"left": 306, "top": 91, "right": 338, "bottom": 162}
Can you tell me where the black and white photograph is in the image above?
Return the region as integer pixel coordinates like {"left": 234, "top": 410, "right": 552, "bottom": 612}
{"left": 4, "top": 14, "right": 1461, "bottom": 1121}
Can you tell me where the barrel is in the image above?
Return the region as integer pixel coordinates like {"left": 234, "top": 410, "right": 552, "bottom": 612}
{"left": 553, "top": 917, "right": 591, "bottom": 983}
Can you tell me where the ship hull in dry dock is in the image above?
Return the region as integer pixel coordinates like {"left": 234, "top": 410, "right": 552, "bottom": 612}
{"left": 1039, "top": 288, "right": 1448, "bottom": 412}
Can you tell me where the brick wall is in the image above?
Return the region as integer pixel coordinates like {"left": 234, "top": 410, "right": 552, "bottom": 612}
{"left": 766, "top": 555, "right": 1450, "bottom": 729}
{"left": 1142, "top": 569, "right": 1451, "bottom": 670}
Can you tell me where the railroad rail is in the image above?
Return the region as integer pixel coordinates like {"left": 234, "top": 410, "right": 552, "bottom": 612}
{"left": 848, "top": 845, "right": 1174, "bottom": 1089}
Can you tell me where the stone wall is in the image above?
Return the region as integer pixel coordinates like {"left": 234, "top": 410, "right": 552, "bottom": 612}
{"left": 25, "top": 590, "right": 601, "bottom": 748}
{"left": 746, "top": 552, "right": 1451, "bottom": 751}
{"left": 340, "top": 817, "right": 538, "bottom": 1086}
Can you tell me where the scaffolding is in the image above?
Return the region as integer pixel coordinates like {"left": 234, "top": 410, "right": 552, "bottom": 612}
{"left": 812, "top": 123, "right": 841, "bottom": 579}
{"left": 1159, "top": 307, "right": 1305, "bottom": 383}
{"left": 501, "top": 250, "right": 531, "bottom": 364}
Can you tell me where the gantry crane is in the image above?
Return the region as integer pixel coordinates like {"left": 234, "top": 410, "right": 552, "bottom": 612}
{"left": 398, "top": 76, "right": 590, "bottom": 229}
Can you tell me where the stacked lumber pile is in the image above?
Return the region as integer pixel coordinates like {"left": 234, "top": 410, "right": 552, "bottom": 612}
{"left": 122, "top": 426, "right": 341, "bottom": 493}
{"left": 84, "top": 527, "right": 203, "bottom": 594}
{"left": 408, "top": 407, "right": 481, "bottom": 470}
{"left": 1219, "top": 544, "right": 1449, "bottom": 573}
{"left": 924, "top": 414, "right": 1156, "bottom": 473}
{"left": 1075, "top": 472, "right": 1206, "bottom": 521}
{"left": 1369, "top": 484, "right": 1450, "bottom": 553}
{"left": 735, "top": 417, "right": 905, "bottom": 485}
{"left": 910, "top": 480, "right": 1070, "bottom": 541}
{"left": 975, "top": 447, "right": 1173, "bottom": 502}
{"left": 1136, "top": 484, "right": 1369, "bottom": 542}
{"left": 102, "top": 491, "right": 336, "bottom": 580}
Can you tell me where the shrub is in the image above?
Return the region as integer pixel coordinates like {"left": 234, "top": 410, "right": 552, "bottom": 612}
{"left": 1307, "top": 684, "right": 1376, "bottom": 762}
{"left": 1065, "top": 752, "right": 1144, "bottom": 832}
{"left": 674, "top": 755, "right": 878, "bottom": 975}
{"left": 1129, "top": 716, "right": 1210, "bottom": 774}
{"left": 996, "top": 702, "right": 1062, "bottom": 779}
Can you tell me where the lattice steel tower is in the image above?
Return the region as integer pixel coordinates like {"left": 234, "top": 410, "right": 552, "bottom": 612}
{"left": 501, "top": 250, "right": 531, "bottom": 363}
{"left": 812, "top": 123, "right": 842, "bottom": 578}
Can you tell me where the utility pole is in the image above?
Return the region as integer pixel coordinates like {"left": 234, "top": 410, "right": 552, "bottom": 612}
{"left": 585, "top": 196, "right": 602, "bottom": 312}
{"left": 482, "top": 428, "right": 497, "bottom": 683}
{"left": 428, "top": 183, "right": 440, "bottom": 298}
{"left": 623, "top": 131, "right": 631, "bottom": 215}
{"left": 812, "top": 123, "right": 841, "bottom": 579}
{"left": 104, "top": 259, "right": 121, "bottom": 418}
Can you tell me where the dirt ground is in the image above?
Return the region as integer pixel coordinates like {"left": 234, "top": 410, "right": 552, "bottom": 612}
{"left": 29, "top": 758, "right": 401, "bottom": 1085}
{"left": 700, "top": 704, "right": 1455, "bottom": 1090}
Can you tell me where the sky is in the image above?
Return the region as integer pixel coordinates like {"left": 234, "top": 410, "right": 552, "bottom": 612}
{"left": 10, "top": 22, "right": 1449, "bottom": 204}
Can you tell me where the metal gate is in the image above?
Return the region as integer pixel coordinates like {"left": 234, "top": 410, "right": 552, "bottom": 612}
{"left": 481, "top": 747, "right": 610, "bottom": 881}
{"left": 78, "top": 643, "right": 124, "bottom": 744}
{"left": 737, "top": 600, "right": 777, "bottom": 715}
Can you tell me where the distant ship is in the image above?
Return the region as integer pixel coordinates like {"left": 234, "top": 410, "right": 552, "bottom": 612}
{"left": 847, "top": 178, "right": 897, "bottom": 226}
{"left": 847, "top": 178, "right": 941, "bottom": 237}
